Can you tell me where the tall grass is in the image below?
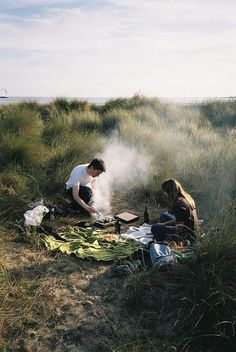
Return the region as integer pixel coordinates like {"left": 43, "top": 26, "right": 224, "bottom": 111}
{"left": 0, "top": 96, "right": 235, "bottom": 219}
{"left": 0, "top": 105, "right": 47, "bottom": 170}
{"left": 115, "top": 102, "right": 236, "bottom": 213}
{"left": 49, "top": 97, "right": 91, "bottom": 113}
{"left": 0, "top": 227, "right": 60, "bottom": 351}
{"left": 0, "top": 96, "right": 235, "bottom": 351}
{"left": 98, "top": 94, "right": 161, "bottom": 114}
{"left": 199, "top": 99, "right": 236, "bottom": 128}
{"left": 118, "top": 210, "right": 236, "bottom": 352}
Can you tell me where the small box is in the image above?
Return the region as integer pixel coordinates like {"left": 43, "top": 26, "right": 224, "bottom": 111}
{"left": 115, "top": 212, "right": 139, "bottom": 223}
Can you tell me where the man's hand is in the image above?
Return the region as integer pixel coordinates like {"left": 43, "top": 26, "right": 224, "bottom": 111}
{"left": 86, "top": 205, "right": 97, "bottom": 214}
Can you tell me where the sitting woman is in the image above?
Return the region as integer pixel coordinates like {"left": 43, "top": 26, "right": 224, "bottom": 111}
{"left": 151, "top": 178, "right": 199, "bottom": 243}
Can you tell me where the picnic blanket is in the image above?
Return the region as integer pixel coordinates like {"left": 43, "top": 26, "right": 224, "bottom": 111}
{"left": 42, "top": 226, "right": 143, "bottom": 261}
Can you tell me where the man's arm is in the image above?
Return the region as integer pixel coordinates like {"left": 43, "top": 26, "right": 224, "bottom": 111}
{"left": 72, "top": 184, "right": 97, "bottom": 213}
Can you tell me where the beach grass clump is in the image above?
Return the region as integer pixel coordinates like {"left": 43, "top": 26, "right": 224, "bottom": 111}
{"left": 49, "top": 97, "right": 91, "bottom": 114}
{"left": 119, "top": 117, "right": 157, "bottom": 150}
{"left": 0, "top": 106, "right": 48, "bottom": 170}
{"left": 100, "top": 104, "right": 161, "bottom": 135}
{"left": 0, "top": 166, "right": 43, "bottom": 223}
{"left": 42, "top": 109, "right": 101, "bottom": 145}
{"left": 38, "top": 104, "right": 51, "bottom": 121}
{"left": 0, "top": 133, "right": 48, "bottom": 170}
{"left": 42, "top": 112, "right": 73, "bottom": 146}
{"left": 69, "top": 98, "right": 90, "bottom": 111}
{"left": 17, "top": 100, "right": 40, "bottom": 111}
{"left": 0, "top": 167, "right": 29, "bottom": 197}
{"left": 0, "top": 192, "right": 29, "bottom": 223}
{"left": 177, "top": 132, "right": 236, "bottom": 211}
{"left": 99, "top": 107, "right": 140, "bottom": 135}
{"left": 71, "top": 110, "right": 101, "bottom": 133}
{"left": 49, "top": 97, "right": 71, "bottom": 113}
{"left": 99, "top": 94, "right": 161, "bottom": 114}
{"left": 48, "top": 131, "right": 104, "bottom": 167}
{"left": 199, "top": 99, "right": 236, "bottom": 128}
{"left": 0, "top": 105, "right": 43, "bottom": 138}
{"left": 131, "top": 106, "right": 165, "bottom": 127}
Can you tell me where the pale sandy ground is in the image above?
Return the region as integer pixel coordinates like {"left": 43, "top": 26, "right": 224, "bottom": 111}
{"left": 1, "top": 202, "right": 158, "bottom": 351}
{"left": 1, "top": 233, "right": 127, "bottom": 351}
{"left": 0, "top": 206, "right": 147, "bottom": 352}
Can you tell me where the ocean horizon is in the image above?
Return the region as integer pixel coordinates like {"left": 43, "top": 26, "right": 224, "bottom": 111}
{"left": 0, "top": 96, "right": 235, "bottom": 105}
{"left": 0, "top": 96, "right": 109, "bottom": 105}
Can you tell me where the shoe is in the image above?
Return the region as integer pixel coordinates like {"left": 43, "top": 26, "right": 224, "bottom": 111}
{"left": 112, "top": 260, "right": 141, "bottom": 276}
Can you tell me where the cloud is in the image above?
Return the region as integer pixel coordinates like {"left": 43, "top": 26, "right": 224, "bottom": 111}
{"left": 0, "top": 0, "right": 79, "bottom": 10}
{"left": 0, "top": 0, "right": 236, "bottom": 96}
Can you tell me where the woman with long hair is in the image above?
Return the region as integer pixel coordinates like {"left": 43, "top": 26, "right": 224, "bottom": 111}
{"left": 151, "top": 178, "right": 199, "bottom": 243}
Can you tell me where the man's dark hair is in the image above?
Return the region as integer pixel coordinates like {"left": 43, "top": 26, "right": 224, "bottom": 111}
{"left": 88, "top": 158, "right": 106, "bottom": 172}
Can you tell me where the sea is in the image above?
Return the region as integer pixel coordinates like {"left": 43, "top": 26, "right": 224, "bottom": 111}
{"left": 0, "top": 96, "right": 109, "bottom": 105}
{"left": 0, "top": 96, "right": 235, "bottom": 106}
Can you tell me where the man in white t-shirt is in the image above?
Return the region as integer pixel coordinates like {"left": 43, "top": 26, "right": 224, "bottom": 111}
{"left": 66, "top": 158, "right": 106, "bottom": 214}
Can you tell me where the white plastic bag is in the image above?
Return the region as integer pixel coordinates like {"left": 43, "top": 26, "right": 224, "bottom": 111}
{"left": 24, "top": 205, "right": 49, "bottom": 226}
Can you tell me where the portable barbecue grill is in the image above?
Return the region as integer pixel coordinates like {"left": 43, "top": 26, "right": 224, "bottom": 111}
{"left": 93, "top": 211, "right": 139, "bottom": 228}
{"left": 93, "top": 215, "right": 116, "bottom": 228}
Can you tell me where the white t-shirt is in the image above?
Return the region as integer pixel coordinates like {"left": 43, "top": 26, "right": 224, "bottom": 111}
{"left": 66, "top": 163, "right": 93, "bottom": 190}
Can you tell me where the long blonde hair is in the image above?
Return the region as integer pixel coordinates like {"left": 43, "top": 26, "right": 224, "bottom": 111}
{"left": 161, "top": 178, "right": 196, "bottom": 212}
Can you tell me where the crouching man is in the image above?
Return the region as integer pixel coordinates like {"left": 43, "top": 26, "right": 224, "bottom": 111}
{"left": 65, "top": 158, "right": 106, "bottom": 214}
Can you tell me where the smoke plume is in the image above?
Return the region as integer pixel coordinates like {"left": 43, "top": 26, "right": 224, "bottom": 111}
{"left": 92, "top": 138, "right": 151, "bottom": 215}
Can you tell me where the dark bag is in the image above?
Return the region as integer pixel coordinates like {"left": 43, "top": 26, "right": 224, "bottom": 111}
{"left": 149, "top": 243, "right": 177, "bottom": 271}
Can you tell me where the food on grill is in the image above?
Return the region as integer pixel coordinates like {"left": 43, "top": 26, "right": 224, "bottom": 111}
{"left": 92, "top": 214, "right": 116, "bottom": 228}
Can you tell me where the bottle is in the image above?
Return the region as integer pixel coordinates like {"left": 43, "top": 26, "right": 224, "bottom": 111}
{"left": 115, "top": 220, "right": 121, "bottom": 235}
{"left": 144, "top": 206, "right": 149, "bottom": 224}
{"left": 50, "top": 207, "right": 55, "bottom": 220}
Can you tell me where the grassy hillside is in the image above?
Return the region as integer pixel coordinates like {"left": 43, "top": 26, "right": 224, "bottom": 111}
{"left": 0, "top": 96, "right": 235, "bottom": 351}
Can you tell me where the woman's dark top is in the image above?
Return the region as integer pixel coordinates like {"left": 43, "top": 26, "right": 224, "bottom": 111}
{"left": 173, "top": 197, "right": 198, "bottom": 231}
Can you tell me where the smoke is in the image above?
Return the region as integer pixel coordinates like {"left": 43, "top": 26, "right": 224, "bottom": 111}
{"left": 92, "top": 104, "right": 235, "bottom": 217}
{"left": 92, "top": 138, "right": 151, "bottom": 215}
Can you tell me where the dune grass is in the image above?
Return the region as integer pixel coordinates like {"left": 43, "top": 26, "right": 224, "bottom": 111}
{"left": 0, "top": 96, "right": 234, "bottom": 213}
{"left": 199, "top": 99, "right": 236, "bottom": 128}
{"left": 0, "top": 226, "right": 62, "bottom": 351}
{"left": 117, "top": 210, "right": 236, "bottom": 352}
{"left": 0, "top": 95, "right": 234, "bottom": 219}
{"left": 0, "top": 96, "right": 235, "bottom": 351}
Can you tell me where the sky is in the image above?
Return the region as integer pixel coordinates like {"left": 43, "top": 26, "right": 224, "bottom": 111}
{"left": 0, "top": 0, "right": 236, "bottom": 98}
